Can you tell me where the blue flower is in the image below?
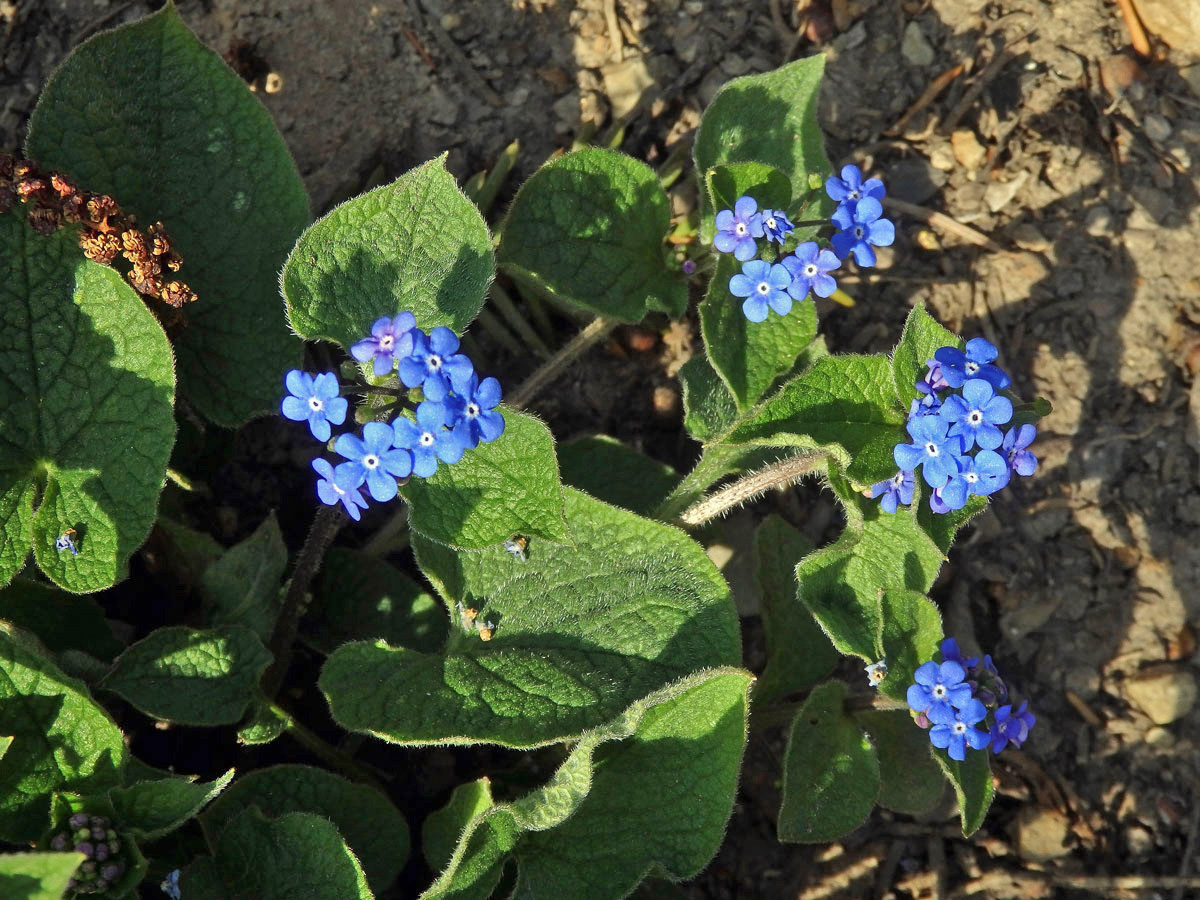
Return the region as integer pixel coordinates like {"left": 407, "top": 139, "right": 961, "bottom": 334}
{"left": 333, "top": 421, "right": 413, "bottom": 502}
{"left": 1003, "top": 424, "right": 1038, "bottom": 477}
{"left": 351, "top": 313, "right": 416, "bottom": 377}
{"left": 907, "top": 659, "right": 974, "bottom": 723}
{"left": 929, "top": 698, "right": 991, "bottom": 760}
{"left": 830, "top": 196, "right": 894, "bottom": 266}
{"left": 938, "top": 378, "right": 1013, "bottom": 451}
{"left": 781, "top": 242, "right": 840, "bottom": 300}
{"left": 933, "top": 338, "right": 1011, "bottom": 389}
{"left": 161, "top": 869, "right": 182, "bottom": 900}
{"left": 761, "top": 209, "right": 795, "bottom": 244}
{"left": 445, "top": 373, "right": 505, "bottom": 448}
{"left": 398, "top": 327, "right": 475, "bottom": 402}
{"left": 282, "top": 371, "right": 348, "bottom": 442}
{"left": 868, "top": 470, "right": 915, "bottom": 513}
{"left": 893, "top": 414, "right": 965, "bottom": 488}
{"left": 729, "top": 259, "right": 794, "bottom": 322}
{"left": 393, "top": 401, "right": 467, "bottom": 478}
{"left": 312, "top": 458, "right": 369, "bottom": 520}
{"left": 928, "top": 487, "right": 951, "bottom": 514}
{"left": 939, "top": 448, "right": 1010, "bottom": 509}
{"left": 713, "top": 195, "right": 765, "bottom": 261}
{"left": 939, "top": 637, "right": 979, "bottom": 669}
{"left": 55, "top": 529, "right": 79, "bottom": 555}
{"left": 923, "top": 359, "right": 951, "bottom": 391}
{"left": 824, "top": 164, "right": 886, "bottom": 206}
{"left": 989, "top": 701, "right": 1036, "bottom": 753}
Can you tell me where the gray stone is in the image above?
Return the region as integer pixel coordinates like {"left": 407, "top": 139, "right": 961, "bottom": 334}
{"left": 1130, "top": 0, "right": 1200, "bottom": 55}
{"left": 1143, "top": 113, "right": 1172, "bottom": 143}
{"left": 1085, "top": 205, "right": 1116, "bottom": 237}
{"left": 886, "top": 158, "right": 948, "bottom": 204}
{"left": 1124, "top": 667, "right": 1197, "bottom": 725}
{"left": 901, "top": 21, "right": 935, "bottom": 67}
{"left": 1014, "top": 806, "right": 1072, "bottom": 861}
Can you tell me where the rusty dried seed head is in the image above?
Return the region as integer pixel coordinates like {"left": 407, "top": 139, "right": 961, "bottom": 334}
{"left": 28, "top": 207, "right": 63, "bottom": 235}
{"left": 80, "top": 231, "right": 121, "bottom": 265}
{"left": 13, "top": 160, "right": 34, "bottom": 179}
{"left": 121, "top": 229, "right": 148, "bottom": 257}
{"left": 50, "top": 174, "right": 77, "bottom": 198}
{"left": 164, "top": 251, "right": 183, "bottom": 272}
{"left": 16, "top": 177, "right": 49, "bottom": 200}
{"left": 61, "top": 194, "right": 85, "bottom": 223}
{"left": 162, "top": 281, "right": 196, "bottom": 307}
{"left": 86, "top": 195, "right": 119, "bottom": 224}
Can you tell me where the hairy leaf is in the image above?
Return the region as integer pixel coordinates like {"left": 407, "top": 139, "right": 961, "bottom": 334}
{"left": 0, "top": 624, "right": 127, "bottom": 842}
{"left": 890, "top": 304, "right": 961, "bottom": 410}
{"left": 109, "top": 768, "right": 234, "bottom": 841}
{"left": 202, "top": 512, "right": 286, "bottom": 641}
{"left": 27, "top": 1, "right": 309, "bottom": 426}
{"left": 854, "top": 710, "right": 944, "bottom": 816}
{"left": 322, "top": 489, "right": 739, "bottom": 747}
{"left": 678, "top": 356, "right": 738, "bottom": 442}
{"left": 875, "top": 589, "right": 943, "bottom": 704}
{"left": 0, "top": 578, "right": 122, "bottom": 659}
{"left": 283, "top": 156, "right": 492, "bottom": 349}
{"left": 0, "top": 213, "right": 175, "bottom": 593}
{"left": 400, "top": 409, "right": 566, "bottom": 548}
{"left": 935, "top": 748, "right": 995, "bottom": 837}
{"left": 557, "top": 436, "right": 678, "bottom": 517}
{"left": 202, "top": 764, "right": 408, "bottom": 893}
{"left": 0, "top": 852, "right": 84, "bottom": 900}
{"left": 498, "top": 148, "right": 686, "bottom": 321}
{"left": 102, "top": 626, "right": 272, "bottom": 726}
{"left": 778, "top": 680, "right": 878, "bottom": 842}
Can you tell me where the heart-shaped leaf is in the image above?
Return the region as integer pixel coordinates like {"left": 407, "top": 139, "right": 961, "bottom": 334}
{"left": 109, "top": 768, "right": 234, "bottom": 841}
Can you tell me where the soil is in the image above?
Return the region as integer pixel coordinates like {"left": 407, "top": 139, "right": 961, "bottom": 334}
{"left": 5, "top": 0, "right": 1200, "bottom": 897}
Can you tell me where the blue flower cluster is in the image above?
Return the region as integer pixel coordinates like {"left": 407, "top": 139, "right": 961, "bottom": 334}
{"left": 281, "top": 313, "right": 505, "bottom": 520}
{"left": 713, "top": 165, "right": 895, "bottom": 323}
{"left": 869, "top": 338, "right": 1038, "bottom": 514}
{"left": 907, "top": 638, "right": 1036, "bottom": 760}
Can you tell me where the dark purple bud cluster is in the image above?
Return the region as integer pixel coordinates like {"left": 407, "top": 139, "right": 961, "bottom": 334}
{"left": 49, "top": 813, "right": 126, "bottom": 894}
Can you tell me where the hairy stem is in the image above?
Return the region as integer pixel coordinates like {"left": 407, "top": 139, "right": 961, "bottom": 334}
{"left": 264, "top": 504, "right": 343, "bottom": 696}
{"left": 268, "top": 701, "right": 392, "bottom": 792}
{"left": 508, "top": 315, "right": 617, "bottom": 408}
{"left": 677, "top": 452, "right": 825, "bottom": 527}
{"left": 750, "top": 692, "right": 910, "bottom": 732}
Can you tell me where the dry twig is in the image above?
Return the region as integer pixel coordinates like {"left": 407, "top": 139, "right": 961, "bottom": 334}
{"left": 883, "top": 196, "right": 1006, "bottom": 252}
{"left": 888, "top": 63, "right": 965, "bottom": 135}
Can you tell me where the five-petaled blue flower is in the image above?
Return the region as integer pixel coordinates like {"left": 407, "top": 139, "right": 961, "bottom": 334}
{"left": 730, "top": 259, "right": 794, "bottom": 322}
{"left": 282, "top": 371, "right": 347, "bottom": 442}
{"left": 825, "top": 164, "right": 886, "bottom": 207}
{"left": 445, "top": 373, "right": 505, "bottom": 449}
{"left": 894, "top": 414, "right": 964, "bottom": 488}
{"left": 989, "top": 701, "right": 1036, "bottom": 753}
{"left": 782, "top": 242, "right": 840, "bottom": 300}
{"left": 351, "top": 313, "right": 416, "bottom": 377}
{"left": 934, "top": 338, "right": 1011, "bottom": 389}
{"left": 868, "top": 470, "right": 915, "bottom": 513}
{"left": 713, "top": 195, "right": 765, "bottom": 261}
{"left": 761, "top": 208, "right": 795, "bottom": 244}
{"left": 939, "top": 637, "right": 979, "bottom": 670}
{"left": 929, "top": 698, "right": 991, "bottom": 761}
{"left": 830, "top": 196, "right": 895, "bottom": 267}
{"left": 161, "top": 869, "right": 182, "bottom": 900}
{"left": 312, "top": 458, "right": 370, "bottom": 520}
{"left": 399, "top": 327, "right": 475, "bottom": 402}
{"left": 907, "top": 659, "right": 973, "bottom": 724}
{"left": 1003, "top": 424, "right": 1038, "bottom": 477}
{"left": 938, "top": 378, "right": 1013, "bottom": 451}
{"left": 333, "top": 421, "right": 414, "bottom": 502}
{"left": 939, "top": 448, "right": 1010, "bottom": 509}
{"left": 393, "top": 401, "right": 468, "bottom": 478}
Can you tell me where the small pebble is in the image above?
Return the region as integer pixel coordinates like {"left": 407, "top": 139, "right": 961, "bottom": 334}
{"left": 1143, "top": 113, "right": 1172, "bottom": 144}
{"left": 900, "top": 21, "right": 935, "bottom": 67}
{"left": 264, "top": 72, "right": 283, "bottom": 94}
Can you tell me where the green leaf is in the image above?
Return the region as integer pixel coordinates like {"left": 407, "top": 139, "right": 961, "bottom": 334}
{"left": 283, "top": 156, "right": 491, "bottom": 349}
{"left": 778, "top": 680, "right": 878, "bottom": 842}
{"left": 794, "top": 468, "right": 945, "bottom": 661}
{"left": 875, "top": 589, "right": 943, "bottom": 704}
{"left": 934, "top": 747, "right": 995, "bottom": 837}
{"left": 307, "top": 548, "right": 445, "bottom": 655}
{"left": 423, "top": 779, "right": 496, "bottom": 874}
{"left": 497, "top": 148, "right": 686, "bottom": 321}
{"left": 917, "top": 492, "right": 987, "bottom": 556}
{"left": 557, "top": 436, "right": 678, "bottom": 517}
{"left": 0, "top": 212, "right": 175, "bottom": 593}
{"left": 236, "top": 698, "right": 288, "bottom": 746}
{"left": 322, "top": 488, "right": 739, "bottom": 747}
{"left": 201, "top": 764, "right": 408, "bottom": 894}
{"left": 202, "top": 512, "right": 286, "bottom": 641}
{"left": 701, "top": 162, "right": 792, "bottom": 243}
{"left": 47, "top": 792, "right": 149, "bottom": 898}
{"left": 399, "top": 409, "right": 567, "bottom": 549}
{"left": 0, "top": 578, "right": 123, "bottom": 659}
{"left": 693, "top": 56, "right": 832, "bottom": 222}
{"left": 698, "top": 254, "right": 819, "bottom": 410}
{"left": 423, "top": 670, "right": 752, "bottom": 899}
{"left": 26, "top": 1, "right": 309, "bottom": 427}
{"left": 854, "top": 710, "right": 944, "bottom": 816}
{"left": 183, "top": 809, "right": 373, "bottom": 900}
{"left": 102, "top": 626, "right": 272, "bottom": 726}
{"left": 0, "top": 624, "right": 127, "bottom": 842}
{"left": 891, "top": 304, "right": 961, "bottom": 410}
{"left": 727, "top": 354, "right": 905, "bottom": 484}
{"left": 109, "top": 768, "right": 234, "bottom": 841}
{"left": 155, "top": 518, "right": 225, "bottom": 586}
{"left": 754, "top": 516, "right": 836, "bottom": 703}
{"left": 678, "top": 356, "right": 738, "bottom": 442}
{"left": 0, "top": 852, "right": 84, "bottom": 900}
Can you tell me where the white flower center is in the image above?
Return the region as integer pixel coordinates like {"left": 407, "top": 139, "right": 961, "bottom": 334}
{"left": 932, "top": 684, "right": 946, "bottom": 699}
{"left": 466, "top": 403, "right": 480, "bottom": 417}
{"left": 891, "top": 473, "right": 904, "bottom": 486}
{"left": 804, "top": 264, "right": 817, "bottom": 277}
{"left": 756, "top": 281, "right": 770, "bottom": 295}
{"left": 735, "top": 223, "right": 746, "bottom": 235}
{"left": 965, "top": 361, "right": 980, "bottom": 374}
{"left": 380, "top": 335, "right": 394, "bottom": 350}
{"left": 849, "top": 189, "right": 860, "bottom": 200}
{"left": 854, "top": 226, "right": 865, "bottom": 238}
{"left": 766, "top": 217, "right": 777, "bottom": 229}
{"left": 363, "top": 454, "right": 379, "bottom": 470}
{"left": 965, "top": 472, "right": 979, "bottom": 484}
{"left": 427, "top": 355, "right": 442, "bottom": 371}
{"left": 420, "top": 432, "right": 435, "bottom": 447}
{"left": 968, "top": 410, "right": 983, "bottom": 424}
{"left": 308, "top": 397, "right": 323, "bottom": 411}
{"left": 925, "top": 442, "right": 939, "bottom": 457}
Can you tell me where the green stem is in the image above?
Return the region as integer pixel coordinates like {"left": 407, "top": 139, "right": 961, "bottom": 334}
{"left": 264, "top": 504, "right": 343, "bottom": 697}
{"left": 475, "top": 139, "right": 520, "bottom": 217}
{"left": 268, "top": 701, "right": 392, "bottom": 792}
{"left": 508, "top": 316, "right": 617, "bottom": 408}
{"left": 361, "top": 508, "right": 411, "bottom": 558}
{"left": 489, "top": 283, "right": 552, "bottom": 359}
{"left": 474, "top": 306, "right": 526, "bottom": 358}
{"left": 750, "top": 693, "right": 909, "bottom": 732}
